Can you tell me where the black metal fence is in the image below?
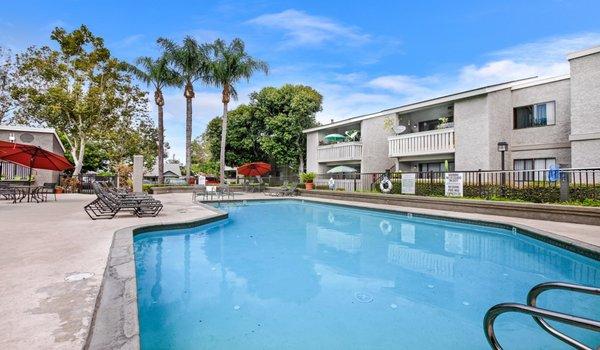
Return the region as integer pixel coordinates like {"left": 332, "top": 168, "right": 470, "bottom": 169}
{"left": 310, "top": 168, "right": 600, "bottom": 203}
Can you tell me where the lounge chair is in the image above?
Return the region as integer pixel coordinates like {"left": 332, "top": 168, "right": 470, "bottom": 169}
{"left": 84, "top": 183, "right": 163, "bottom": 220}
{"left": 265, "top": 182, "right": 298, "bottom": 197}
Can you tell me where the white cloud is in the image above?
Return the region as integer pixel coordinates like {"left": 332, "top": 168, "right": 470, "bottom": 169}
{"left": 247, "top": 9, "right": 370, "bottom": 47}
{"left": 317, "top": 32, "right": 600, "bottom": 123}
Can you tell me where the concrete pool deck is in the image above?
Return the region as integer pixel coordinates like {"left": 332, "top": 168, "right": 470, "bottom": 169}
{"left": 0, "top": 192, "right": 598, "bottom": 349}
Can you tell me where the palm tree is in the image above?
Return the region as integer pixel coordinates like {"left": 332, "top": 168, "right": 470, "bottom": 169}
{"left": 157, "top": 36, "right": 210, "bottom": 181}
{"left": 127, "top": 56, "right": 179, "bottom": 184}
{"left": 209, "top": 38, "right": 268, "bottom": 184}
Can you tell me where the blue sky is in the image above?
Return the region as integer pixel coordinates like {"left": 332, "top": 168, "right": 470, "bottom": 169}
{"left": 2, "top": 0, "right": 599, "bottom": 162}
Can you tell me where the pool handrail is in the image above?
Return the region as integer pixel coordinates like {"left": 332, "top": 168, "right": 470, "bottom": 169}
{"left": 484, "top": 282, "right": 600, "bottom": 350}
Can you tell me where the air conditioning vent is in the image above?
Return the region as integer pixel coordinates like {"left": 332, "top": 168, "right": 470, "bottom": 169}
{"left": 20, "top": 133, "right": 34, "bottom": 143}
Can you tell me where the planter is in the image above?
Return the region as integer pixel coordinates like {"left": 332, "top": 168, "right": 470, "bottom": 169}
{"left": 305, "top": 182, "right": 314, "bottom": 190}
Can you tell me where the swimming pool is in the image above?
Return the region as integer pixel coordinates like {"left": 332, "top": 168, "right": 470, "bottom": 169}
{"left": 133, "top": 200, "right": 600, "bottom": 349}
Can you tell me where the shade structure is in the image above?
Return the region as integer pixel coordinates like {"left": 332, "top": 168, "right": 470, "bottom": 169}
{"left": 323, "top": 134, "right": 345, "bottom": 142}
{"left": 0, "top": 140, "right": 73, "bottom": 182}
{"left": 237, "top": 162, "right": 272, "bottom": 177}
{"left": 327, "top": 165, "right": 358, "bottom": 174}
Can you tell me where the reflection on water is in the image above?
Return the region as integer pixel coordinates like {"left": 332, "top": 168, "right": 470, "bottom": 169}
{"left": 134, "top": 201, "right": 600, "bottom": 350}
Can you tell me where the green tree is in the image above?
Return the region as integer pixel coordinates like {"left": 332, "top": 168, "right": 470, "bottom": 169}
{"left": 127, "top": 55, "right": 179, "bottom": 184}
{"left": 202, "top": 104, "right": 269, "bottom": 166}
{"left": 104, "top": 112, "right": 158, "bottom": 171}
{"left": 209, "top": 38, "right": 268, "bottom": 184}
{"left": 0, "top": 47, "right": 16, "bottom": 124}
{"left": 11, "top": 25, "right": 147, "bottom": 176}
{"left": 255, "top": 85, "right": 322, "bottom": 172}
{"left": 157, "top": 36, "right": 211, "bottom": 181}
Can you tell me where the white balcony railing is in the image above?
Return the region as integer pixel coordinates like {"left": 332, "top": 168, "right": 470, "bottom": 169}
{"left": 388, "top": 128, "right": 455, "bottom": 158}
{"left": 317, "top": 142, "right": 362, "bottom": 162}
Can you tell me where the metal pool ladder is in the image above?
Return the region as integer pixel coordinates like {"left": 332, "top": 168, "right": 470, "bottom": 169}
{"left": 484, "top": 282, "right": 600, "bottom": 350}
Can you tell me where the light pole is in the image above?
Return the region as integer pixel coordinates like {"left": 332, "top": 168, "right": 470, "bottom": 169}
{"left": 497, "top": 141, "right": 508, "bottom": 195}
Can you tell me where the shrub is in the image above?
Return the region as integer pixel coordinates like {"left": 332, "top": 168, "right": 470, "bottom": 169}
{"left": 300, "top": 172, "right": 316, "bottom": 183}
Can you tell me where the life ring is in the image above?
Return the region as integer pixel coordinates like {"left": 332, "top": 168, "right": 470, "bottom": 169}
{"left": 380, "top": 176, "right": 393, "bottom": 193}
{"left": 379, "top": 220, "right": 392, "bottom": 235}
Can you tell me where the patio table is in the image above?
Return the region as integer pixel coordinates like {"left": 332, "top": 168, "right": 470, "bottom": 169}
{"left": 11, "top": 185, "right": 44, "bottom": 203}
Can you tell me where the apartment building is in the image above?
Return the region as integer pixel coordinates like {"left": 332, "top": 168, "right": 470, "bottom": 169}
{"left": 0, "top": 125, "right": 66, "bottom": 185}
{"left": 304, "top": 45, "right": 600, "bottom": 175}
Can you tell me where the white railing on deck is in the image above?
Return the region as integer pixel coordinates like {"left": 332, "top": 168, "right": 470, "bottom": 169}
{"left": 388, "top": 128, "right": 455, "bottom": 158}
{"left": 317, "top": 142, "right": 362, "bottom": 162}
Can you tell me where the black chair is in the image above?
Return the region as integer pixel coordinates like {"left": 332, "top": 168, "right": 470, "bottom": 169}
{"left": 39, "top": 183, "right": 57, "bottom": 202}
{"left": 84, "top": 183, "right": 163, "bottom": 220}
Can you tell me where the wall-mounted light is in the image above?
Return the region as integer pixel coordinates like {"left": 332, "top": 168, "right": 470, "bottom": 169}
{"left": 8, "top": 133, "right": 15, "bottom": 143}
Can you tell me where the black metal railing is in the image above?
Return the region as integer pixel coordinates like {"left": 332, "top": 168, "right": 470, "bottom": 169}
{"left": 309, "top": 168, "right": 600, "bottom": 203}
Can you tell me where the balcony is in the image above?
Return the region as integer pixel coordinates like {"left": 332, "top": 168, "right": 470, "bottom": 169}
{"left": 388, "top": 128, "right": 455, "bottom": 158}
{"left": 317, "top": 142, "right": 362, "bottom": 162}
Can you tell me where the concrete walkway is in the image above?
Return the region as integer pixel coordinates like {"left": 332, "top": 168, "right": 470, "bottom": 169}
{"left": 0, "top": 192, "right": 598, "bottom": 349}
{"left": 0, "top": 193, "right": 214, "bottom": 350}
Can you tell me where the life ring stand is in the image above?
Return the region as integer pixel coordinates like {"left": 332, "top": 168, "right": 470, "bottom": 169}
{"left": 380, "top": 176, "right": 393, "bottom": 193}
{"left": 379, "top": 220, "right": 392, "bottom": 234}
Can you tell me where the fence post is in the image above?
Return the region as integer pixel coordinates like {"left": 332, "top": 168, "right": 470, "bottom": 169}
{"left": 477, "top": 169, "right": 482, "bottom": 197}
{"left": 560, "top": 171, "right": 570, "bottom": 202}
{"left": 429, "top": 171, "right": 433, "bottom": 193}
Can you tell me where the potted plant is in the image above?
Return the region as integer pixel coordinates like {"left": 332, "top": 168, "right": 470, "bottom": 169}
{"left": 55, "top": 186, "right": 64, "bottom": 194}
{"left": 300, "top": 172, "right": 316, "bottom": 190}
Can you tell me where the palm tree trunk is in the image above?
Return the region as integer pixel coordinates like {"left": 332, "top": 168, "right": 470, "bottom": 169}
{"left": 219, "top": 100, "right": 228, "bottom": 184}
{"left": 157, "top": 103, "right": 165, "bottom": 185}
{"left": 185, "top": 97, "right": 192, "bottom": 181}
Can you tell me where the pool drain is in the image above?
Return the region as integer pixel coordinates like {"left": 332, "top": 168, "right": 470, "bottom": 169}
{"left": 354, "top": 292, "right": 373, "bottom": 303}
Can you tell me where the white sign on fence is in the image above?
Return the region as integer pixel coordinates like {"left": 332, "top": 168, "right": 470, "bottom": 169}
{"left": 401, "top": 173, "right": 416, "bottom": 194}
{"left": 197, "top": 175, "right": 206, "bottom": 186}
{"left": 444, "top": 172, "right": 463, "bottom": 197}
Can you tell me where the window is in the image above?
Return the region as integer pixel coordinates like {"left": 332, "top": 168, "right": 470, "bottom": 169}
{"left": 514, "top": 158, "right": 556, "bottom": 181}
{"left": 418, "top": 161, "right": 455, "bottom": 175}
{"left": 418, "top": 116, "right": 454, "bottom": 132}
{"left": 513, "top": 101, "right": 555, "bottom": 129}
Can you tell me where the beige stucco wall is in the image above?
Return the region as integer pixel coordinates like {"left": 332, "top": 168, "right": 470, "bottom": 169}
{"left": 569, "top": 50, "right": 600, "bottom": 167}
{"left": 360, "top": 114, "right": 396, "bottom": 173}
{"left": 505, "top": 79, "right": 572, "bottom": 168}
{"left": 305, "top": 132, "right": 319, "bottom": 173}
{"left": 454, "top": 95, "right": 490, "bottom": 170}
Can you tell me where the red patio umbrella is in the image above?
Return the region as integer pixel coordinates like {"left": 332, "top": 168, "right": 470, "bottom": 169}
{"left": 0, "top": 140, "right": 73, "bottom": 182}
{"left": 237, "top": 162, "right": 272, "bottom": 177}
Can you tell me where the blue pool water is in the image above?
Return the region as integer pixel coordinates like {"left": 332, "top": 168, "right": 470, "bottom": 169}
{"left": 134, "top": 200, "right": 600, "bottom": 349}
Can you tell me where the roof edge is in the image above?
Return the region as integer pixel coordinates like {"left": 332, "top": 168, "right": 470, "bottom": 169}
{"left": 0, "top": 124, "right": 66, "bottom": 153}
{"left": 304, "top": 76, "right": 538, "bottom": 133}
{"left": 567, "top": 45, "right": 600, "bottom": 60}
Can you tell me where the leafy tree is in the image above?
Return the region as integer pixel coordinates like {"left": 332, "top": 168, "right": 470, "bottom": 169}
{"left": 208, "top": 38, "right": 268, "bottom": 184}
{"left": 202, "top": 104, "right": 269, "bottom": 166}
{"left": 127, "top": 55, "right": 179, "bottom": 184}
{"left": 0, "top": 47, "right": 16, "bottom": 124}
{"left": 10, "top": 25, "right": 148, "bottom": 176}
{"left": 255, "top": 85, "right": 322, "bottom": 172}
{"left": 104, "top": 113, "right": 158, "bottom": 171}
{"left": 157, "top": 36, "right": 211, "bottom": 181}
{"left": 59, "top": 133, "right": 109, "bottom": 173}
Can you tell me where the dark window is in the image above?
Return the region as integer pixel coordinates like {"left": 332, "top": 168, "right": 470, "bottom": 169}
{"left": 513, "top": 158, "right": 556, "bottom": 181}
{"left": 418, "top": 116, "right": 454, "bottom": 132}
{"left": 513, "top": 102, "right": 555, "bottom": 129}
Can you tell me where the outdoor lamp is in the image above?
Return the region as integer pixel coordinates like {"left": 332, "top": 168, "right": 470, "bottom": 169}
{"left": 497, "top": 141, "right": 508, "bottom": 152}
{"left": 8, "top": 133, "right": 15, "bottom": 142}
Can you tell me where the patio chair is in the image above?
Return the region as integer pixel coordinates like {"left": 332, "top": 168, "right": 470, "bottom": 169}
{"left": 84, "top": 183, "right": 163, "bottom": 220}
{"left": 0, "top": 184, "right": 17, "bottom": 203}
{"left": 218, "top": 184, "right": 234, "bottom": 200}
{"left": 192, "top": 185, "right": 208, "bottom": 202}
{"left": 39, "top": 183, "right": 57, "bottom": 201}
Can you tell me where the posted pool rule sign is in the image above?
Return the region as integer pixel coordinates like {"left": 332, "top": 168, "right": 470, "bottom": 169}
{"left": 444, "top": 173, "right": 464, "bottom": 197}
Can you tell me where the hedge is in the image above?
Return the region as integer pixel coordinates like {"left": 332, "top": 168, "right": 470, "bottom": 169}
{"left": 372, "top": 180, "right": 600, "bottom": 204}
